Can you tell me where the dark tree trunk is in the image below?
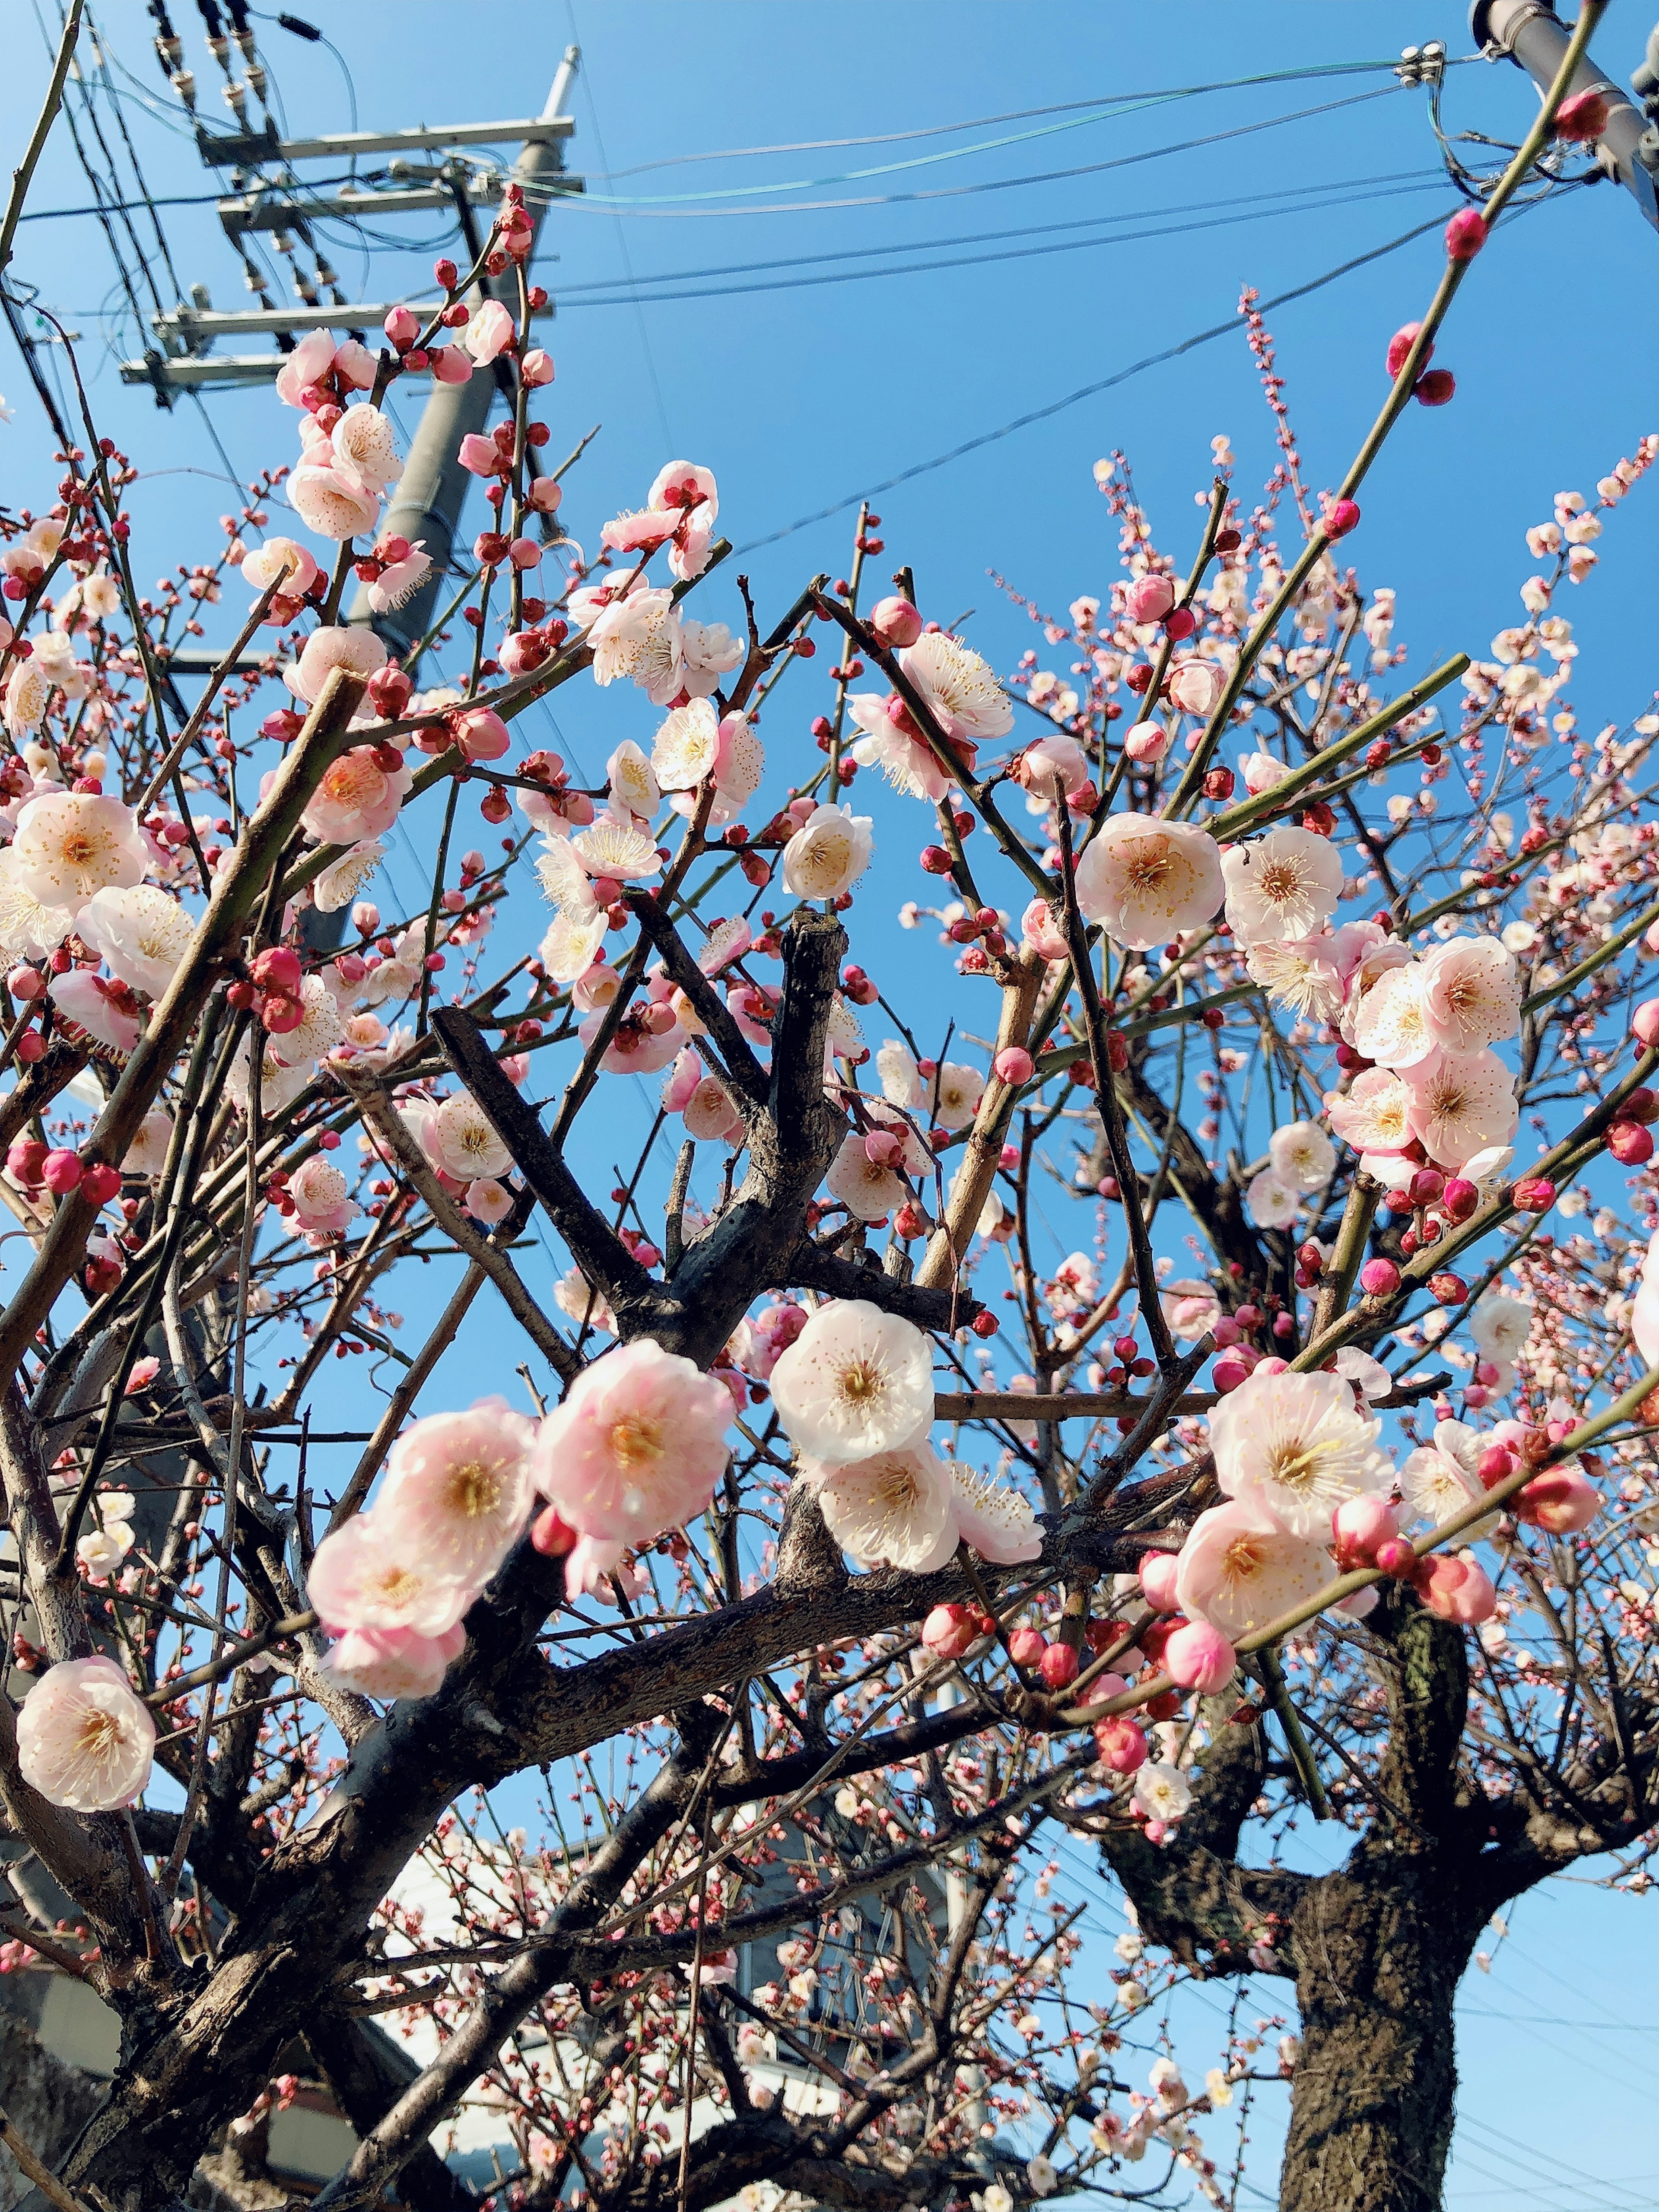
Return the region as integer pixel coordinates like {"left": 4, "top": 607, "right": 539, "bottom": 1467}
{"left": 1279, "top": 1863, "right": 1476, "bottom": 2212}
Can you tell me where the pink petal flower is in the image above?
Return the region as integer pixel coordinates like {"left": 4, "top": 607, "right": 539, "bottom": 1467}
{"left": 16, "top": 1655, "right": 155, "bottom": 1811}
{"left": 531, "top": 1338, "right": 733, "bottom": 1543}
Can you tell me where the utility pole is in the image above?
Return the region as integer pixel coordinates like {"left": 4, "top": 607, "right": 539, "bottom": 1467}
{"left": 347, "top": 45, "right": 581, "bottom": 658}
{"left": 1471, "top": 0, "right": 1659, "bottom": 231}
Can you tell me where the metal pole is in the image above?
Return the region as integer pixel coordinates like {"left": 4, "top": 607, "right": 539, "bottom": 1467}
{"left": 1470, "top": 0, "right": 1659, "bottom": 231}
{"left": 348, "top": 44, "right": 581, "bottom": 657}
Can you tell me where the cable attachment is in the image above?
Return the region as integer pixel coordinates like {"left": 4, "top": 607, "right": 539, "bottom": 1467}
{"left": 1396, "top": 41, "right": 1448, "bottom": 89}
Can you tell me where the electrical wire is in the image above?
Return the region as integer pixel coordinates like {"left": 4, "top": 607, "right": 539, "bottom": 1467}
{"left": 732, "top": 203, "right": 1476, "bottom": 556}
{"left": 520, "top": 83, "right": 1406, "bottom": 216}
{"left": 593, "top": 56, "right": 1462, "bottom": 177}
{"left": 550, "top": 166, "right": 1445, "bottom": 298}
{"left": 554, "top": 174, "right": 1448, "bottom": 311}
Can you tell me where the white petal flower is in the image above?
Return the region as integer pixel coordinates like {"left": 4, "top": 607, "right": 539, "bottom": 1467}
{"left": 78, "top": 885, "right": 194, "bottom": 1000}
{"left": 951, "top": 1462, "right": 1042, "bottom": 1563}
{"left": 9, "top": 791, "right": 147, "bottom": 915}
{"left": 430, "top": 1091, "right": 512, "bottom": 1181}
{"left": 0, "top": 846, "right": 74, "bottom": 959}
{"left": 1245, "top": 1168, "right": 1300, "bottom": 1230}
{"left": 1471, "top": 1294, "right": 1532, "bottom": 1363}
{"left": 652, "top": 697, "right": 720, "bottom": 790}
{"left": 1132, "top": 1762, "right": 1193, "bottom": 1822}
{"left": 267, "top": 973, "right": 345, "bottom": 1069}
{"left": 877, "top": 1038, "right": 925, "bottom": 1110}
{"left": 930, "top": 1060, "right": 984, "bottom": 1130}
{"left": 781, "top": 805, "right": 873, "bottom": 901}
{"left": 1074, "top": 814, "right": 1224, "bottom": 950}
{"left": 1399, "top": 1421, "right": 1500, "bottom": 1540}
{"left": 825, "top": 1131, "right": 905, "bottom": 1221}
{"left": 804, "top": 1439, "right": 957, "bottom": 1571}
{"left": 769, "top": 1300, "right": 934, "bottom": 1463}
{"left": 1175, "top": 1497, "right": 1335, "bottom": 1639}
{"left": 898, "top": 631, "right": 1014, "bottom": 741}
{"left": 571, "top": 816, "right": 662, "bottom": 882}
{"left": 1207, "top": 1367, "right": 1394, "bottom": 1537}
{"left": 1221, "top": 825, "right": 1344, "bottom": 946}
{"left": 313, "top": 838, "right": 386, "bottom": 914}
{"left": 1403, "top": 1048, "right": 1519, "bottom": 1171}
{"left": 1421, "top": 934, "right": 1522, "bottom": 1051}
{"left": 1351, "top": 963, "right": 1438, "bottom": 1071}
{"left": 607, "top": 739, "right": 660, "bottom": 819}
{"left": 16, "top": 1655, "right": 155, "bottom": 1812}
{"left": 1268, "top": 1119, "right": 1336, "bottom": 1191}
{"left": 539, "top": 906, "right": 608, "bottom": 985}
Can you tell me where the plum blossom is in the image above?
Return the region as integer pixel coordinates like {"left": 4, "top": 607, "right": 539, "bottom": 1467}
{"left": 0, "top": 850, "right": 73, "bottom": 960}
{"left": 1399, "top": 1421, "right": 1499, "bottom": 1540}
{"left": 951, "top": 1462, "right": 1042, "bottom": 1563}
{"left": 802, "top": 1440, "right": 957, "bottom": 1572}
{"left": 782, "top": 805, "right": 873, "bottom": 901}
{"left": 769, "top": 1300, "right": 933, "bottom": 1463}
{"left": 553, "top": 1268, "right": 616, "bottom": 1338}
{"left": 273, "top": 327, "right": 337, "bottom": 407}
{"left": 826, "top": 1132, "right": 906, "bottom": 1220}
{"left": 1245, "top": 1167, "right": 1299, "bottom": 1230}
{"left": 1351, "top": 964, "right": 1437, "bottom": 1071}
{"left": 877, "top": 1039, "right": 925, "bottom": 1110}
{"left": 78, "top": 885, "right": 193, "bottom": 1000}
{"left": 680, "top": 617, "right": 744, "bottom": 696}
{"left": 899, "top": 631, "right": 1014, "bottom": 742}
{"left": 1161, "top": 1278, "right": 1221, "bottom": 1340}
{"left": 289, "top": 462, "right": 381, "bottom": 542}
{"left": 1421, "top": 934, "right": 1522, "bottom": 1051}
{"left": 1074, "top": 814, "right": 1224, "bottom": 950}
{"left": 1208, "top": 1367, "right": 1394, "bottom": 1537}
{"left": 10, "top": 791, "right": 146, "bottom": 915}
{"left": 288, "top": 623, "right": 389, "bottom": 707}
{"left": 847, "top": 696, "right": 952, "bottom": 803}
{"left": 531, "top": 1338, "right": 732, "bottom": 1542}
{"left": 1245, "top": 934, "right": 1346, "bottom": 1022}
{"left": 1270, "top": 1119, "right": 1335, "bottom": 1190}
{"left": 16, "top": 1655, "right": 156, "bottom": 1812}
{"left": 321, "top": 1623, "right": 465, "bottom": 1702}
{"left": 242, "top": 535, "right": 320, "bottom": 599}
{"left": 1471, "top": 1294, "right": 1532, "bottom": 1366}
{"left": 124, "top": 1108, "right": 173, "bottom": 1176}
{"left": 1176, "top": 1497, "right": 1334, "bottom": 1639}
{"left": 313, "top": 839, "right": 387, "bottom": 915}
{"left": 76, "top": 1488, "right": 136, "bottom": 1577}
{"left": 288, "top": 1155, "right": 358, "bottom": 1239}
{"left": 1403, "top": 1048, "right": 1519, "bottom": 1170}
{"left": 1133, "top": 1762, "right": 1193, "bottom": 1823}
{"left": 50, "top": 969, "right": 140, "bottom": 1057}
{"left": 1221, "top": 826, "right": 1344, "bottom": 946}
{"left": 301, "top": 745, "right": 411, "bottom": 845}
{"left": 5, "top": 657, "right": 52, "bottom": 741}
{"left": 571, "top": 814, "right": 663, "bottom": 882}
{"left": 930, "top": 1061, "right": 985, "bottom": 1131}
{"left": 308, "top": 1511, "right": 476, "bottom": 1637}
{"left": 588, "top": 587, "right": 685, "bottom": 705}
{"left": 429, "top": 1091, "right": 512, "bottom": 1182}
{"left": 378, "top": 1400, "right": 535, "bottom": 1588}
{"left": 330, "top": 404, "right": 403, "bottom": 493}
{"left": 267, "top": 975, "right": 344, "bottom": 1069}
{"left": 1326, "top": 1068, "right": 1413, "bottom": 1156}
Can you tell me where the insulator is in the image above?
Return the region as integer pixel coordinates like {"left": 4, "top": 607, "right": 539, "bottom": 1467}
{"left": 314, "top": 257, "right": 338, "bottom": 288}
{"left": 222, "top": 79, "right": 247, "bottom": 118}
{"left": 170, "top": 67, "right": 197, "bottom": 110}
{"left": 244, "top": 59, "right": 266, "bottom": 100}
{"left": 207, "top": 34, "right": 229, "bottom": 68}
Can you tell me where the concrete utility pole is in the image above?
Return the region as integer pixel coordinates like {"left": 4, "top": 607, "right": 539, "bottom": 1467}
{"left": 1471, "top": 0, "right": 1659, "bottom": 230}
{"left": 347, "top": 44, "right": 582, "bottom": 658}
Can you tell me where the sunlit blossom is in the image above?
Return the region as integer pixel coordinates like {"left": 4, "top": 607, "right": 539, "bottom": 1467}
{"left": 531, "top": 1338, "right": 732, "bottom": 1542}
{"left": 770, "top": 1300, "right": 934, "bottom": 1463}
{"left": 1208, "top": 1367, "right": 1394, "bottom": 1537}
{"left": 16, "top": 1655, "right": 155, "bottom": 1812}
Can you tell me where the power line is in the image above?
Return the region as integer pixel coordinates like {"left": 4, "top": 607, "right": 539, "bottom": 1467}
{"left": 555, "top": 174, "right": 1447, "bottom": 312}
{"left": 526, "top": 83, "right": 1406, "bottom": 216}
{"left": 732, "top": 205, "right": 1471, "bottom": 556}
{"left": 594, "top": 56, "right": 1456, "bottom": 177}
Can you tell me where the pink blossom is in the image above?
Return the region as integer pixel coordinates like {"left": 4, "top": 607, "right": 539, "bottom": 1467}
{"left": 520, "top": 347, "right": 555, "bottom": 386}
{"left": 289, "top": 464, "right": 380, "bottom": 542}
{"left": 289, "top": 624, "right": 390, "bottom": 707}
{"left": 1013, "top": 733, "right": 1089, "bottom": 800}
{"left": 322, "top": 1623, "right": 464, "bottom": 1701}
{"left": 50, "top": 970, "right": 140, "bottom": 1057}
{"left": 1421, "top": 935, "right": 1521, "bottom": 1052}
{"left": 1175, "top": 1497, "right": 1334, "bottom": 1640}
{"left": 464, "top": 299, "right": 515, "bottom": 365}
{"left": 273, "top": 328, "right": 337, "bottom": 408}
{"left": 1326, "top": 1068, "right": 1413, "bottom": 1155}
{"left": 378, "top": 1398, "right": 535, "bottom": 1587}
{"left": 1416, "top": 1551, "right": 1497, "bottom": 1625}
{"left": 330, "top": 405, "right": 404, "bottom": 494}
{"left": 458, "top": 433, "right": 506, "bottom": 480}
{"left": 431, "top": 345, "right": 474, "bottom": 386}
{"left": 332, "top": 338, "right": 377, "bottom": 391}
{"left": 531, "top": 1338, "right": 733, "bottom": 1543}
{"left": 16, "top": 1654, "right": 155, "bottom": 1812}
{"left": 1162, "top": 1619, "right": 1235, "bottom": 1692}
{"left": 288, "top": 1154, "right": 358, "bottom": 1239}
{"left": 1402, "top": 1048, "right": 1519, "bottom": 1171}
{"left": 308, "top": 1511, "right": 475, "bottom": 1636}
{"left": 1138, "top": 1553, "right": 1182, "bottom": 1611}
{"left": 242, "top": 536, "right": 320, "bottom": 598}
{"left": 1021, "top": 897, "right": 1071, "bottom": 962}
{"left": 301, "top": 746, "right": 411, "bottom": 845}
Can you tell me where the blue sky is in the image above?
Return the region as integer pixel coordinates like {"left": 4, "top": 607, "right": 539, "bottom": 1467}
{"left": 4, "top": 3, "right": 1658, "bottom": 2203}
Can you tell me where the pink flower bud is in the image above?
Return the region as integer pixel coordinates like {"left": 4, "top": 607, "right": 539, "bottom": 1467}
{"left": 1517, "top": 1466, "right": 1601, "bottom": 1534}
{"left": 1007, "top": 1626, "right": 1048, "bottom": 1668}
{"left": 519, "top": 348, "right": 555, "bottom": 387}
{"left": 1212, "top": 1351, "right": 1254, "bottom": 1394}
{"left": 1386, "top": 321, "right": 1431, "bottom": 379}
{"left": 458, "top": 432, "right": 503, "bottom": 478}
{"left": 1428, "top": 1271, "right": 1466, "bottom": 1306}
{"left": 922, "top": 1603, "right": 979, "bottom": 1659}
{"left": 1417, "top": 1552, "right": 1497, "bottom": 1625}
{"left": 1092, "top": 1714, "right": 1148, "bottom": 1773}
{"left": 1211, "top": 1316, "right": 1241, "bottom": 1348}
{"left": 1608, "top": 1120, "right": 1654, "bottom": 1165}
{"left": 507, "top": 537, "right": 542, "bottom": 570}
{"left": 262, "top": 993, "right": 303, "bottom": 1034}
{"left": 383, "top": 305, "right": 420, "bottom": 351}
{"left": 1477, "top": 1444, "right": 1516, "bottom": 1488}
{"left": 863, "top": 1130, "right": 902, "bottom": 1168}
{"left": 251, "top": 945, "right": 303, "bottom": 995}
{"left": 1325, "top": 498, "right": 1361, "bottom": 540}
{"left": 80, "top": 1161, "right": 123, "bottom": 1207}
{"left": 7, "top": 965, "right": 44, "bottom": 1002}
{"left": 41, "top": 1149, "right": 82, "bottom": 1195}
{"left": 1125, "top": 574, "right": 1176, "bottom": 625}
{"left": 1332, "top": 1494, "right": 1399, "bottom": 1569}
{"left": 1373, "top": 1537, "right": 1417, "bottom": 1579}
{"left": 1440, "top": 1177, "right": 1478, "bottom": 1222}
{"left": 994, "top": 1046, "right": 1034, "bottom": 1087}
{"left": 1634, "top": 1000, "right": 1659, "bottom": 1048}
{"left": 1360, "top": 1257, "right": 1400, "bottom": 1297}
{"left": 453, "top": 709, "right": 510, "bottom": 763}
{"left": 1410, "top": 1167, "right": 1444, "bottom": 1204}
{"left": 869, "top": 595, "right": 924, "bottom": 648}
{"left": 1038, "top": 1642, "right": 1079, "bottom": 1690}
{"left": 1124, "top": 722, "right": 1169, "bottom": 764}
{"left": 528, "top": 476, "right": 563, "bottom": 514}
{"left": 1414, "top": 368, "right": 1456, "bottom": 407}
{"left": 1553, "top": 86, "right": 1609, "bottom": 141}
{"left": 1444, "top": 208, "right": 1488, "bottom": 261}
{"left": 1511, "top": 1176, "right": 1556, "bottom": 1214}
{"left": 1162, "top": 1620, "right": 1236, "bottom": 1694}
{"left": 530, "top": 1504, "right": 578, "bottom": 1557}
{"left": 1138, "top": 1553, "right": 1182, "bottom": 1613}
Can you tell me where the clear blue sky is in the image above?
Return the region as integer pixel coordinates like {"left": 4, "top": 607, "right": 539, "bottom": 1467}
{"left": 4, "top": 4, "right": 1656, "bottom": 2203}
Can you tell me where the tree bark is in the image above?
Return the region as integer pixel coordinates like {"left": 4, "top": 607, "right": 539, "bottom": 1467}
{"left": 1280, "top": 1865, "right": 1475, "bottom": 2212}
